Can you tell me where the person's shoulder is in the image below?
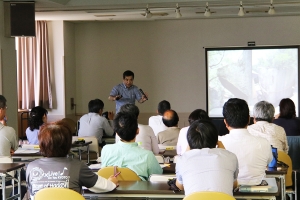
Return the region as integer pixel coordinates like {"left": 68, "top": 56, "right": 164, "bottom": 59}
{"left": 102, "top": 143, "right": 117, "bottom": 151}
{"left": 2, "top": 125, "right": 16, "bottom": 133}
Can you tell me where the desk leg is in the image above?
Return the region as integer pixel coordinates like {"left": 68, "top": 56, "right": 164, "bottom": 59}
{"left": 78, "top": 149, "right": 82, "bottom": 161}
{"left": 17, "top": 169, "right": 21, "bottom": 200}
{"left": 87, "top": 145, "right": 90, "bottom": 164}
{"left": 1, "top": 173, "right": 6, "bottom": 200}
{"left": 280, "top": 175, "right": 286, "bottom": 200}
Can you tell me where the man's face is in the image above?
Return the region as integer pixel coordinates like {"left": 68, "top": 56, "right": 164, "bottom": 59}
{"left": 123, "top": 76, "right": 134, "bottom": 88}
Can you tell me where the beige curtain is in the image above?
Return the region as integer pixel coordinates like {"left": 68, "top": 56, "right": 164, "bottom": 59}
{"left": 17, "top": 21, "right": 52, "bottom": 109}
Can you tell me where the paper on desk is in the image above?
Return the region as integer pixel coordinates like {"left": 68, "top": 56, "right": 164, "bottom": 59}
{"left": 160, "top": 164, "right": 170, "bottom": 168}
{"left": 14, "top": 148, "right": 40, "bottom": 154}
{"left": 89, "top": 163, "right": 101, "bottom": 169}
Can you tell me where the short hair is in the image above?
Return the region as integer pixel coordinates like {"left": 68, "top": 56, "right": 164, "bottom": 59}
{"left": 188, "top": 109, "right": 210, "bottom": 125}
{"left": 113, "top": 112, "right": 138, "bottom": 141}
{"left": 279, "top": 98, "right": 296, "bottom": 119}
{"left": 123, "top": 70, "right": 134, "bottom": 79}
{"left": 88, "top": 99, "right": 104, "bottom": 113}
{"left": 0, "top": 95, "right": 7, "bottom": 109}
{"left": 119, "top": 104, "right": 139, "bottom": 118}
{"left": 29, "top": 106, "right": 48, "bottom": 131}
{"left": 157, "top": 100, "right": 171, "bottom": 115}
{"left": 223, "top": 98, "right": 249, "bottom": 128}
{"left": 162, "top": 110, "right": 179, "bottom": 127}
{"left": 253, "top": 101, "right": 275, "bottom": 123}
{"left": 38, "top": 120, "right": 73, "bottom": 157}
{"left": 187, "top": 120, "right": 218, "bottom": 149}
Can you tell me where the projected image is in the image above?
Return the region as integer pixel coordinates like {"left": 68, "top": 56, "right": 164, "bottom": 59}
{"left": 207, "top": 48, "right": 298, "bottom": 117}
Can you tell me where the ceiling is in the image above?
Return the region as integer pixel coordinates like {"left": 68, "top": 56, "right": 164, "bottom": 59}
{"left": 7, "top": 0, "right": 300, "bottom": 21}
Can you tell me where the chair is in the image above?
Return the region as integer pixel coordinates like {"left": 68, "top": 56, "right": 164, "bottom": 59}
{"left": 149, "top": 174, "right": 176, "bottom": 182}
{"left": 287, "top": 136, "right": 300, "bottom": 170}
{"left": 183, "top": 191, "right": 235, "bottom": 200}
{"left": 34, "top": 188, "right": 85, "bottom": 200}
{"left": 98, "top": 166, "right": 141, "bottom": 181}
{"left": 155, "top": 155, "right": 164, "bottom": 164}
{"left": 61, "top": 118, "right": 77, "bottom": 135}
{"left": 72, "top": 136, "right": 99, "bottom": 161}
{"left": 278, "top": 151, "right": 297, "bottom": 200}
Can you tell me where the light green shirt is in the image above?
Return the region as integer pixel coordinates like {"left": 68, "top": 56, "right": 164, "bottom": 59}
{"left": 101, "top": 141, "right": 163, "bottom": 180}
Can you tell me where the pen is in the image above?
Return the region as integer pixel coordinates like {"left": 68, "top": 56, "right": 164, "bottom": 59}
{"left": 114, "top": 172, "right": 121, "bottom": 177}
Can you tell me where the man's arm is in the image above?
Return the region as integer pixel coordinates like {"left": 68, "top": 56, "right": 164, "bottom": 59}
{"left": 108, "top": 95, "right": 122, "bottom": 101}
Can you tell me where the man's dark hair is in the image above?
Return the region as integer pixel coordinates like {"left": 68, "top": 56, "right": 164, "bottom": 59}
{"left": 88, "top": 99, "right": 104, "bottom": 113}
{"left": 187, "top": 120, "right": 218, "bottom": 149}
{"left": 279, "top": 98, "right": 296, "bottom": 119}
{"left": 162, "top": 110, "right": 179, "bottom": 127}
{"left": 0, "top": 95, "right": 7, "bottom": 109}
{"left": 223, "top": 98, "right": 249, "bottom": 128}
{"left": 123, "top": 70, "right": 134, "bottom": 79}
{"left": 29, "top": 106, "right": 48, "bottom": 131}
{"left": 188, "top": 109, "right": 210, "bottom": 125}
{"left": 114, "top": 112, "right": 138, "bottom": 141}
{"left": 157, "top": 100, "right": 171, "bottom": 115}
{"left": 119, "top": 104, "right": 139, "bottom": 118}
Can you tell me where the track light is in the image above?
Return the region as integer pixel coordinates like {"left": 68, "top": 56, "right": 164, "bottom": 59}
{"left": 238, "top": 1, "right": 245, "bottom": 16}
{"left": 268, "top": 0, "right": 275, "bottom": 15}
{"left": 145, "top": 4, "right": 152, "bottom": 18}
{"left": 204, "top": 2, "right": 211, "bottom": 17}
{"left": 175, "top": 3, "right": 182, "bottom": 18}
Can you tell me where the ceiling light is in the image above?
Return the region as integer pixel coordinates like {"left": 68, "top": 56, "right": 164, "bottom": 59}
{"left": 204, "top": 2, "right": 211, "bottom": 17}
{"left": 238, "top": 1, "right": 245, "bottom": 16}
{"left": 145, "top": 4, "right": 152, "bottom": 18}
{"left": 268, "top": 0, "right": 275, "bottom": 15}
{"left": 175, "top": 3, "right": 182, "bottom": 18}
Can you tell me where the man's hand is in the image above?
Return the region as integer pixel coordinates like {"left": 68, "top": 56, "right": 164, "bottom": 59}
{"left": 108, "top": 111, "right": 114, "bottom": 120}
{"left": 108, "top": 175, "right": 119, "bottom": 187}
{"left": 139, "top": 92, "right": 148, "bottom": 103}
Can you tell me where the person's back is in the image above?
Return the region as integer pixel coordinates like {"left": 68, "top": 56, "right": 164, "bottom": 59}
{"left": 273, "top": 118, "right": 300, "bottom": 136}
{"left": 176, "top": 120, "right": 238, "bottom": 196}
{"left": 102, "top": 111, "right": 162, "bottom": 180}
{"left": 149, "top": 100, "right": 170, "bottom": 136}
{"left": 0, "top": 123, "right": 18, "bottom": 156}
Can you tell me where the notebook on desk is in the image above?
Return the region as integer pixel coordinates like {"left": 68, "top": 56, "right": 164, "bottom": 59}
{"left": 239, "top": 178, "right": 278, "bottom": 193}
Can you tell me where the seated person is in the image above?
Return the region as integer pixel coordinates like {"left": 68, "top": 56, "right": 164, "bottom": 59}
{"left": 78, "top": 99, "right": 114, "bottom": 147}
{"left": 219, "top": 98, "right": 273, "bottom": 185}
{"left": 148, "top": 100, "right": 170, "bottom": 136}
{"left": 157, "top": 110, "right": 180, "bottom": 146}
{"left": 248, "top": 101, "right": 289, "bottom": 153}
{"left": 115, "top": 104, "right": 159, "bottom": 154}
{"left": 26, "top": 120, "right": 118, "bottom": 199}
{"left": 176, "top": 120, "right": 238, "bottom": 196}
{"left": 177, "top": 109, "right": 210, "bottom": 155}
{"left": 101, "top": 112, "right": 162, "bottom": 181}
{"left": 26, "top": 106, "right": 48, "bottom": 144}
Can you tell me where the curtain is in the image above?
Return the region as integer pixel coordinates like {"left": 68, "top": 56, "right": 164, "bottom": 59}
{"left": 17, "top": 21, "right": 52, "bottom": 109}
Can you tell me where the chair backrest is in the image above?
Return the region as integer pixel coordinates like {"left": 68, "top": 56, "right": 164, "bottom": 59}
{"left": 34, "top": 188, "right": 85, "bottom": 200}
{"left": 72, "top": 136, "right": 99, "bottom": 158}
{"left": 155, "top": 155, "right": 164, "bottom": 164}
{"left": 149, "top": 174, "right": 176, "bottom": 182}
{"left": 287, "top": 136, "right": 300, "bottom": 170}
{"left": 278, "top": 151, "right": 293, "bottom": 187}
{"left": 98, "top": 166, "right": 141, "bottom": 181}
{"left": 183, "top": 191, "right": 235, "bottom": 200}
{"left": 61, "top": 118, "right": 77, "bottom": 135}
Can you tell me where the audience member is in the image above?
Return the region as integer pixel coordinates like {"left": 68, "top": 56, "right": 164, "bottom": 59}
{"left": 219, "top": 98, "right": 273, "bottom": 185}
{"left": 273, "top": 98, "right": 300, "bottom": 136}
{"left": 78, "top": 99, "right": 114, "bottom": 147}
{"left": 102, "top": 112, "right": 162, "bottom": 181}
{"left": 115, "top": 104, "right": 159, "bottom": 154}
{"left": 26, "top": 106, "right": 48, "bottom": 144}
{"left": 108, "top": 70, "right": 148, "bottom": 113}
{"left": 248, "top": 101, "right": 289, "bottom": 153}
{"left": 149, "top": 100, "right": 170, "bottom": 136}
{"left": 157, "top": 110, "right": 180, "bottom": 146}
{"left": 177, "top": 109, "right": 210, "bottom": 155}
{"left": 176, "top": 120, "right": 238, "bottom": 196}
{"left": 26, "top": 120, "right": 118, "bottom": 199}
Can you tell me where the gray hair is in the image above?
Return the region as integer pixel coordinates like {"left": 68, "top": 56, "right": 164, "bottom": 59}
{"left": 253, "top": 101, "right": 275, "bottom": 123}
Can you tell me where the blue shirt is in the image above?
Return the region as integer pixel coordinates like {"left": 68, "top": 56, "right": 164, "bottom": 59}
{"left": 101, "top": 141, "right": 163, "bottom": 180}
{"left": 26, "top": 127, "right": 39, "bottom": 145}
{"left": 110, "top": 83, "right": 142, "bottom": 113}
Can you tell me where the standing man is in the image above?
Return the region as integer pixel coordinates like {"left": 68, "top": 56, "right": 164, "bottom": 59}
{"left": 108, "top": 70, "right": 148, "bottom": 113}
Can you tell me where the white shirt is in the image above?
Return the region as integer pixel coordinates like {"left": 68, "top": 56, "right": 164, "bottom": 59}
{"left": 148, "top": 115, "right": 168, "bottom": 136}
{"left": 115, "top": 124, "right": 159, "bottom": 154}
{"left": 176, "top": 126, "right": 189, "bottom": 155}
{"left": 219, "top": 129, "right": 273, "bottom": 185}
{"left": 248, "top": 121, "right": 289, "bottom": 153}
{"left": 176, "top": 148, "right": 239, "bottom": 196}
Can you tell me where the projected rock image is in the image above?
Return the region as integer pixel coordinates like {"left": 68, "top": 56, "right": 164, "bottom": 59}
{"left": 207, "top": 48, "right": 298, "bottom": 117}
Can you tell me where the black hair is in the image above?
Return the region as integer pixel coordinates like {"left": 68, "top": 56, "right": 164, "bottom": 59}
{"left": 187, "top": 120, "right": 218, "bottom": 149}
{"left": 157, "top": 100, "right": 171, "bottom": 115}
{"left": 123, "top": 70, "right": 134, "bottom": 79}
{"left": 0, "top": 95, "right": 6, "bottom": 109}
{"left": 88, "top": 99, "right": 104, "bottom": 113}
{"left": 162, "top": 110, "right": 179, "bottom": 127}
{"left": 188, "top": 109, "right": 210, "bottom": 125}
{"left": 279, "top": 98, "right": 296, "bottom": 119}
{"left": 222, "top": 98, "right": 249, "bottom": 128}
{"left": 119, "top": 104, "right": 139, "bottom": 118}
{"left": 29, "top": 106, "right": 48, "bottom": 131}
{"left": 113, "top": 112, "right": 138, "bottom": 141}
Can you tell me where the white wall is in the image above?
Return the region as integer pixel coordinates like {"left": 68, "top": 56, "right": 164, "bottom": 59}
{"left": 73, "top": 16, "right": 300, "bottom": 119}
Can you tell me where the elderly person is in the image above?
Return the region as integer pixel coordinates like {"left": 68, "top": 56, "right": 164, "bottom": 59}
{"left": 26, "top": 120, "right": 118, "bottom": 199}
{"left": 273, "top": 98, "right": 300, "bottom": 136}
{"left": 248, "top": 101, "right": 289, "bottom": 153}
